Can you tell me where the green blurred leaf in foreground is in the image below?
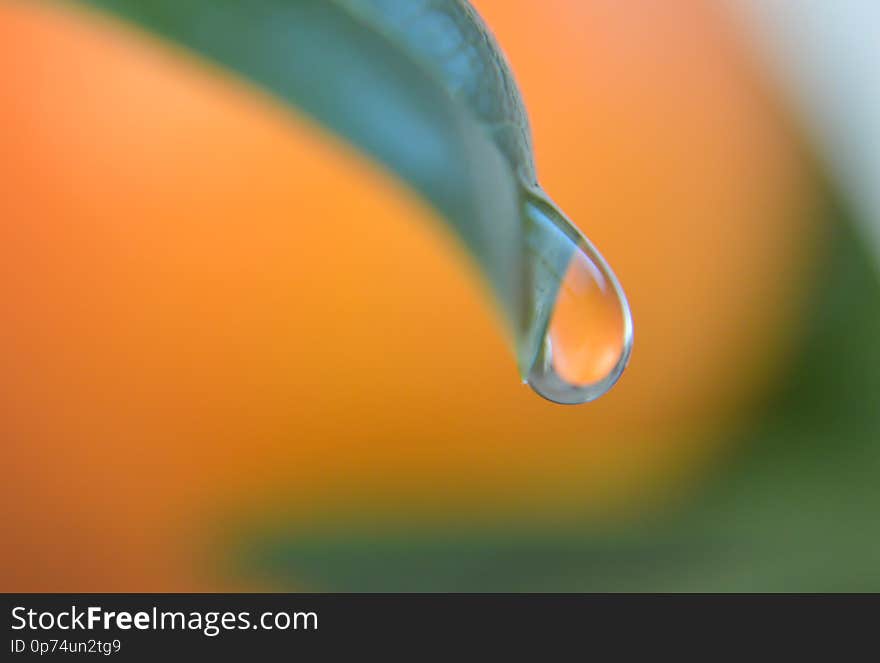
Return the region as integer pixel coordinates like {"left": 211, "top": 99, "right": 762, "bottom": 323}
{"left": 68, "top": 0, "right": 579, "bottom": 375}
{"left": 234, "top": 198, "right": 880, "bottom": 591}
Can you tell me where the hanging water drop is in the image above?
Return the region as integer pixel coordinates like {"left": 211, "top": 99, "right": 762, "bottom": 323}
{"left": 522, "top": 193, "right": 633, "bottom": 405}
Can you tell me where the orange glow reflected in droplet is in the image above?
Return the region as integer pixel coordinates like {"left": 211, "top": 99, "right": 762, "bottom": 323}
{"left": 549, "top": 249, "right": 627, "bottom": 385}
{"left": 525, "top": 195, "right": 633, "bottom": 404}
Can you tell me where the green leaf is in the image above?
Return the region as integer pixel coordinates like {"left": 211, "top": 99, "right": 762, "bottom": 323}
{"left": 65, "top": 0, "right": 572, "bottom": 373}
{"left": 61, "top": 0, "right": 880, "bottom": 589}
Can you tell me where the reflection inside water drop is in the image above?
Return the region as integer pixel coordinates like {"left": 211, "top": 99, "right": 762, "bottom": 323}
{"left": 524, "top": 194, "right": 633, "bottom": 404}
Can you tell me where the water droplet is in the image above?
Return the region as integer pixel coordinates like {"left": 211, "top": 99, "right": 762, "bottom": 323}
{"left": 522, "top": 193, "right": 633, "bottom": 404}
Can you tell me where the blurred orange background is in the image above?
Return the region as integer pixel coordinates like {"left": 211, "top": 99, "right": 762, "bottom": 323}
{"left": 1, "top": 0, "right": 821, "bottom": 590}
